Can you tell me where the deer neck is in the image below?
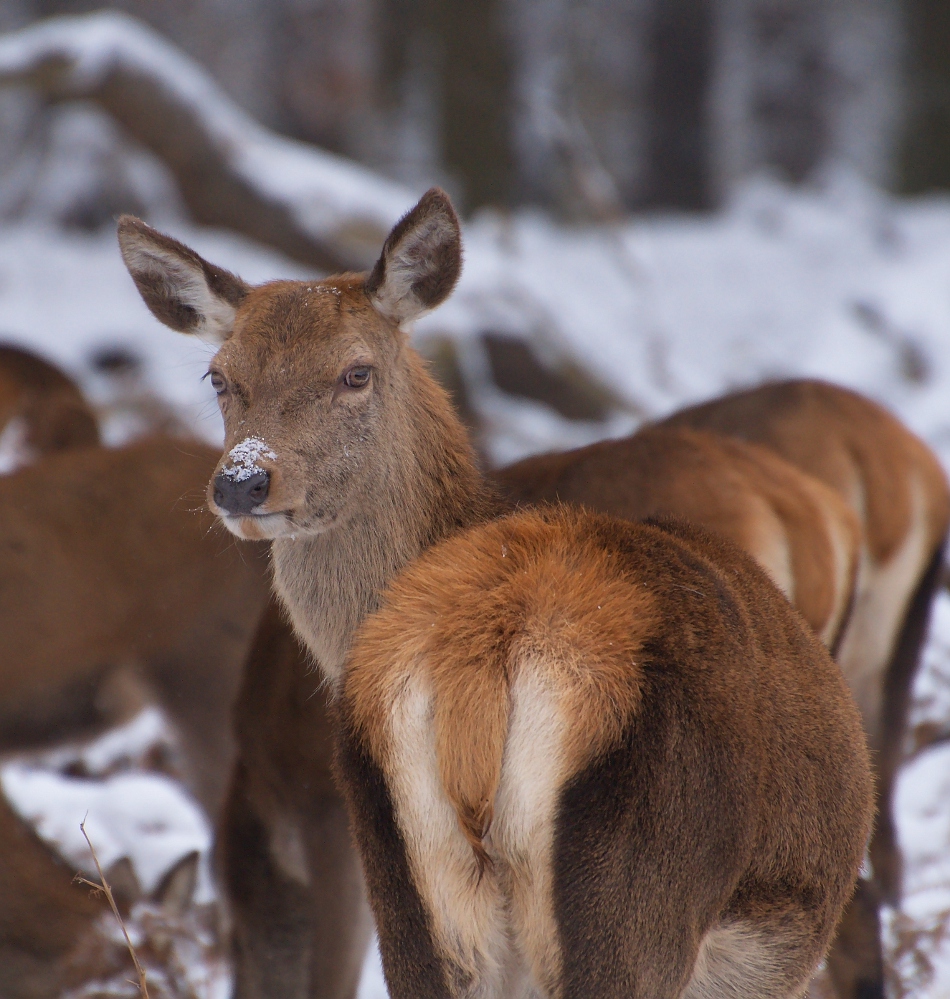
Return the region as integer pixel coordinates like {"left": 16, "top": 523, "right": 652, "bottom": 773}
{"left": 271, "top": 366, "right": 495, "bottom": 685}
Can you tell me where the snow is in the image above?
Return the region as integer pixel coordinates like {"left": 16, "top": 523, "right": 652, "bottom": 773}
{"left": 222, "top": 436, "right": 277, "bottom": 482}
{"left": 2, "top": 168, "right": 950, "bottom": 994}
{"left": 0, "top": 12, "right": 415, "bottom": 260}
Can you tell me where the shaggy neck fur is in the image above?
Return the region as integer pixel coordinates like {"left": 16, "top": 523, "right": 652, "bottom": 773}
{"left": 271, "top": 350, "right": 496, "bottom": 685}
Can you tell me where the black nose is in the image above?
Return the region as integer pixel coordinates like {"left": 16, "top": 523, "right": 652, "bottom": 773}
{"left": 213, "top": 470, "right": 270, "bottom": 515}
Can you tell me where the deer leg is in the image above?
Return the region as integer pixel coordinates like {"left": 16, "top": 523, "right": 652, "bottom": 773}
{"left": 824, "top": 879, "right": 884, "bottom": 999}
{"left": 302, "top": 798, "right": 372, "bottom": 999}
{"left": 335, "top": 729, "right": 458, "bottom": 999}
{"left": 148, "top": 640, "right": 246, "bottom": 823}
{"left": 220, "top": 760, "right": 313, "bottom": 999}
{"left": 871, "top": 539, "right": 946, "bottom": 905}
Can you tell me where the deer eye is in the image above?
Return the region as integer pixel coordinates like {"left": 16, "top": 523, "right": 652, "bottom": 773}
{"left": 343, "top": 366, "right": 371, "bottom": 389}
{"left": 209, "top": 371, "right": 227, "bottom": 395}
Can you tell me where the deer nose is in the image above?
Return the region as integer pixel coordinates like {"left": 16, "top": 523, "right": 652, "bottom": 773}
{"left": 213, "top": 470, "right": 270, "bottom": 515}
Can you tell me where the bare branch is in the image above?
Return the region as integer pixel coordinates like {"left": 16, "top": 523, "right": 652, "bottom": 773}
{"left": 78, "top": 816, "right": 149, "bottom": 999}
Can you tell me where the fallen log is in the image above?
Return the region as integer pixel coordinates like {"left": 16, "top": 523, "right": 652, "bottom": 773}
{"left": 0, "top": 11, "right": 413, "bottom": 271}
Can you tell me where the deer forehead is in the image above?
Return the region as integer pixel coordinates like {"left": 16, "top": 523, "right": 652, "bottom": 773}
{"left": 216, "top": 279, "right": 391, "bottom": 381}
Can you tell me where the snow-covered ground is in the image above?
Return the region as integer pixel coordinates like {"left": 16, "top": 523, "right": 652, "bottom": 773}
{"left": 3, "top": 171, "right": 950, "bottom": 995}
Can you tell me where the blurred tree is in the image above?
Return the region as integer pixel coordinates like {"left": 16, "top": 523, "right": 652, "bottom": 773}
{"left": 430, "top": 0, "right": 514, "bottom": 208}
{"left": 900, "top": 0, "right": 950, "bottom": 193}
{"left": 377, "top": 0, "right": 514, "bottom": 209}
{"left": 643, "top": 0, "right": 714, "bottom": 208}
{"left": 0, "top": 0, "right": 916, "bottom": 219}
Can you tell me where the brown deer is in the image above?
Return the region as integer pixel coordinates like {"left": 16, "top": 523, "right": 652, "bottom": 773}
{"left": 657, "top": 380, "right": 950, "bottom": 998}
{"left": 118, "top": 189, "right": 873, "bottom": 998}
{"left": 0, "top": 790, "right": 205, "bottom": 999}
{"left": 0, "top": 436, "right": 271, "bottom": 819}
{"left": 495, "top": 425, "right": 861, "bottom": 652}
{"left": 0, "top": 343, "right": 99, "bottom": 468}
{"left": 341, "top": 508, "right": 872, "bottom": 999}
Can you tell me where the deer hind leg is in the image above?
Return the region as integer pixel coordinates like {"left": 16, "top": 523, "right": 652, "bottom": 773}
{"left": 683, "top": 917, "right": 823, "bottom": 999}
{"left": 823, "top": 879, "right": 885, "bottom": 999}
{"left": 871, "top": 536, "right": 948, "bottom": 905}
{"left": 337, "top": 682, "right": 513, "bottom": 999}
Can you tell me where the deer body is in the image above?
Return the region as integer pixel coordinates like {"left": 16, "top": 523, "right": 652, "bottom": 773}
{"left": 496, "top": 425, "right": 860, "bottom": 651}
{"left": 119, "top": 189, "right": 874, "bottom": 999}
{"left": 662, "top": 379, "right": 950, "bottom": 767}
{"left": 0, "top": 436, "right": 270, "bottom": 817}
{"left": 340, "top": 509, "right": 872, "bottom": 999}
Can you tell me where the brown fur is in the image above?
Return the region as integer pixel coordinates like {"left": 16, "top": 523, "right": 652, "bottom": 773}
{"left": 0, "top": 793, "right": 123, "bottom": 999}
{"left": 347, "top": 514, "right": 656, "bottom": 872}
{"left": 219, "top": 598, "right": 372, "bottom": 999}
{"left": 495, "top": 425, "right": 860, "bottom": 648}
{"left": 341, "top": 508, "right": 873, "bottom": 999}
{"left": 659, "top": 380, "right": 950, "bottom": 998}
{"left": 118, "top": 190, "right": 875, "bottom": 999}
{"left": 662, "top": 379, "right": 950, "bottom": 565}
{"left": 0, "top": 437, "right": 270, "bottom": 817}
{"left": 0, "top": 343, "right": 99, "bottom": 462}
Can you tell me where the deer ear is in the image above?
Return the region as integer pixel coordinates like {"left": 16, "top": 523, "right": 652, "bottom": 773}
{"left": 117, "top": 216, "right": 248, "bottom": 344}
{"left": 151, "top": 849, "right": 200, "bottom": 918}
{"left": 365, "top": 188, "right": 462, "bottom": 327}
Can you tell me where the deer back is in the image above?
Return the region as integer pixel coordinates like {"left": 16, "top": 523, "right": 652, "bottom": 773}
{"left": 495, "top": 424, "right": 860, "bottom": 650}
{"left": 661, "top": 378, "right": 950, "bottom": 575}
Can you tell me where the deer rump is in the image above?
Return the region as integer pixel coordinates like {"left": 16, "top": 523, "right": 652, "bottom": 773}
{"left": 339, "top": 508, "right": 873, "bottom": 999}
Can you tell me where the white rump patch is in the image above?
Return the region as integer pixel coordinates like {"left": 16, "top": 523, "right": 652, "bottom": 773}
{"left": 221, "top": 436, "right": 277, "bottom": 482}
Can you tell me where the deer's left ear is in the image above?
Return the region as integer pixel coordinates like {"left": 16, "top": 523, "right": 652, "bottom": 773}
{"left": 365, "top": 188, "right": 462, "bottom": 327}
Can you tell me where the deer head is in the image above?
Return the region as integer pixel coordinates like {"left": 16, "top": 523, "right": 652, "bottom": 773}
{"left": 117, "top": 189, "right": 463, "bottom": 543}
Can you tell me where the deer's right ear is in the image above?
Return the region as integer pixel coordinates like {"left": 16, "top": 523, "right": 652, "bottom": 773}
{"left": 117, "top": 216, "right": 248, "bottom": 344}
{"left": 365, "top": 188, "right": 462, "bottom": 328}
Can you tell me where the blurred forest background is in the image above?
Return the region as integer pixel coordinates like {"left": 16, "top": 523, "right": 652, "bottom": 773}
{"left": 0, "top": 0, "right": 947, "bottom": 228}
{"left": 3, "top": 4, "right": 950, "bottom": 997}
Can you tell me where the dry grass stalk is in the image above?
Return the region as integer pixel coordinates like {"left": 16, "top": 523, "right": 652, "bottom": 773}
{"left": 74, "top": 816, "right": 150, "bottom": 999}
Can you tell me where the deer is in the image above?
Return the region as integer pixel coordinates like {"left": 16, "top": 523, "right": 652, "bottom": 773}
{"left": 0, "top": 343, "right": 99, "bottom": 470}
{"left": 118, "top": 188, "right": 874, "bottom": 999}
{"left": 655, "top": 380, "right": 950, "bottom": 998}
{"left": 217, "top": 418, "right": 865, "bottom": 999}
{"left": 0, "top": 435, "right": 271, "bottom": 820}
{"left": 0, "top": 788, "right": 206, "bottom": 999}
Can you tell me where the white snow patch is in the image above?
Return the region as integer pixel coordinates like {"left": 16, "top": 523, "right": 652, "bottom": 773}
{"left": 222, "top": 435, "right": 277, "bottom": 482}
{"left": 2, "top": 762, "right": 212, "bottom": 901}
